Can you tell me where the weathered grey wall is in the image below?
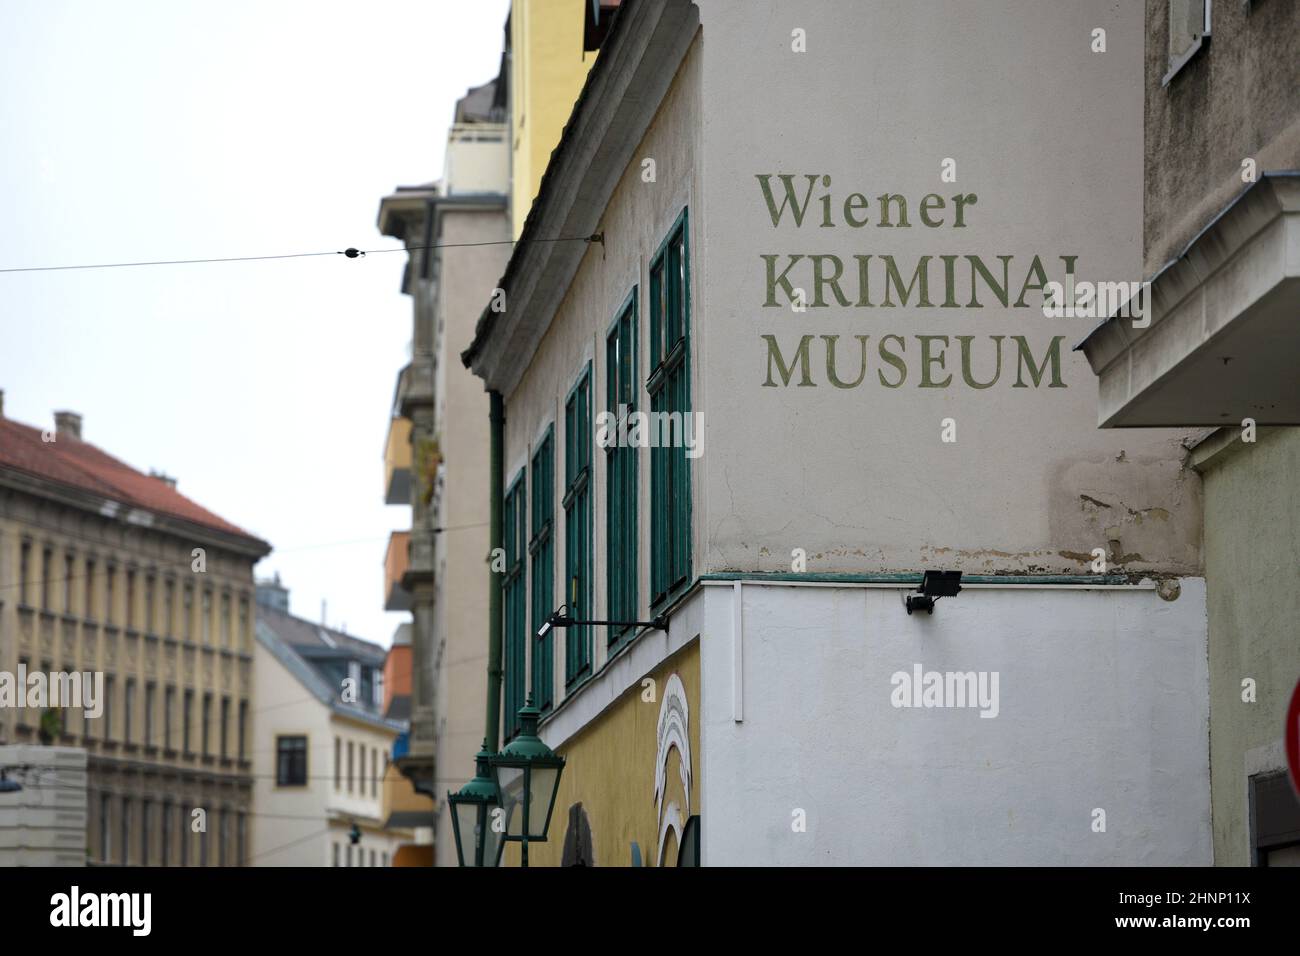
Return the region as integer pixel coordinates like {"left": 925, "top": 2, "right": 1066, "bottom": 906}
{"left": 695, "top": 0, "right": 1203, "bottom": 578}
{"left": 1198, "top": 428, "right": 1300, "bottom": 864}
{"left": 1144, "top": 0, "right": 1300, "bottom": 272}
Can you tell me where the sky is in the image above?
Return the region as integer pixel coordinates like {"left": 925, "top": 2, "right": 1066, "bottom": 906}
{"left": 0, "top": 0, "right": 511, "bottom": 647}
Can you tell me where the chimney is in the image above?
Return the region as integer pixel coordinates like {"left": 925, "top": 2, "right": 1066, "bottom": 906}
{"left": 54, "top": 410, "right": 82, "bottom": 440}
{"left": 149, "top": 469, "right": 177, "bottom": 489}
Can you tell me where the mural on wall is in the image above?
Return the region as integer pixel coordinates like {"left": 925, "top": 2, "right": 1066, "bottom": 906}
{"left": 654, "top": 672, "right": 692, "bottom": 866}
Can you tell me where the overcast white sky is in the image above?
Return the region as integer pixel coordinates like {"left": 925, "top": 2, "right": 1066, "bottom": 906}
{"left": 0, "top": 0, "right": 510, "bottom": 646}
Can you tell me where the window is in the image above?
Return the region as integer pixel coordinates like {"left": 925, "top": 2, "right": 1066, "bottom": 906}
{"left": 239, "top": 596, "right": 249, "bottom": 648}
{"left": 16, "top": 657, "right": 30, "bottom": 728}
{"left": 164, "top": 579, "right": 174, "bottom": 636}
{"left": 503, "top": 470, "right": 527, "bottom": 739}
{"left": 219, "top": 811, "right": 228, "bottom": 868}
{"left": 200, "top": 820, "right": 208, "bottom": 867}
{"left": 607, "top": 292, "right": 638, "bottom": 651}
{"left": 334, "top": 736, "right": 341, "bottom": 789}
{"left": 19, "top": 540, "right": 30, "bottom": 605}
{"left": 381, "top": 851, "right": 388, "bottom": 867}
{"left": 202, "top": 692, "right": 212, "bottom": 757}
{"left": 221, "top": 592, "right": 231, "bottom": 645}
{"left": 202, "top": 590, "right": 212, "bottom": 643}
{"left": 180, "top": 805, "right": 189, "bottom": 866}
{"left": 333, "top": 843, "right": 340, "bottom": 867}
{"left": 530, "top": 429, "right": 555, "bottom": 711}
{"left": 106, "top": 565, "right": 116, "bottom": 624}
{"left": 369, "top": 849, "right": 376, "bottom": 867}
{"left": 41, "top": 546, "right": 52, "bottom": 610}
{"left": 164, "top": 686, "right": 174, "bottom": 750}
{"left": 1164, "top": 0, "right": 1211, "bottom": 85}
{"left": 183, "top": 584, "right": 193, "bottom": 640}
{"left": 103, "top": 676, "right": 114, "bottom": 741}
{"left": 124, "top": 679, "right": 135, "bottom": 745}
{"left": 564, "top": 366, "right": 593, "bottom": 687}
{"left": 237, "top": 814, "right": 246, "bottom": 867}
{"left": 161, "top": 803, "right": 171, "bottom": 865}
{"left": 648, "top": 209, "right": 692, "bottom": 607}
{"left": 238, "top": 700, "right": 248, "bottom": 760}
{"left": 371, "top": 748, "right": 378, "bottom": 797}
{"left": 120, "top": 798, "right": 130, "bottom": 865}
{"left": 220, "top": 696, "right": 230, "bottom": 758}
{"left": 99, "top": 793, "right": 110, "bottom": 862}
{"left": 347, "top": 740, "right": 354, "bottom": 792}
{"left": 126, "top": 569, "right": 136, "bottom": 627}
{"left": 141, "top": 800, "right": 151, "bottom": 865}
{"left": 183, "top": 689, "right": 193, "bottom": 753}
{"left": 359, "top": 744, "right": 366, "bottom": 794}
{"left": 144, "top": 682, "right": 155, "bottom": 748}
{"left": 346, "top": 844, "right": 353, "bottom": 867}
{"left": 145, "top": 575, "right": 155, "bottom": 632}
{"left": 84, "top": 559, "right": 95, "bottom": 618}
{"left": 64, "top": 553, "right": 75, "bottom": 613}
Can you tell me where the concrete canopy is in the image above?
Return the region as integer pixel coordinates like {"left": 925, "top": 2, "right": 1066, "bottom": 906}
{"left": 1076, "top": 173, "right": 1300, "bottom": 427}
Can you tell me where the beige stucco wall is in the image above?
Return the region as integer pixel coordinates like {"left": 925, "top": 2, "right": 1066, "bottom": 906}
{"left": 251, "top": 638, "right": 331, "bottom": 865}
{"left": 431, "top": 206, "right": 510, "bottom": 863}
{"left": 694, "top": 0, "right": 1203, "bottom": 578}
{"left": 1198, "top": 427, "right": 1300, "bottom": 864}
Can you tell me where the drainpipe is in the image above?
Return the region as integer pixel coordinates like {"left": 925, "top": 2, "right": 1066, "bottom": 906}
{"left": 485, "top": 390, "right": 504, "bottom": 751}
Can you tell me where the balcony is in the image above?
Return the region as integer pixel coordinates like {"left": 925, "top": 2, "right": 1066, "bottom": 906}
{"left": 384, "top": 416, "right": 412, "bottom": 505}
{"left": 385, "top": 531, "right": 412, "bottom": 612}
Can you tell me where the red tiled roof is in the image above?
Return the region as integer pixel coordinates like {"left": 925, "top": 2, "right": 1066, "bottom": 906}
{"left": 0, "top": 415, "right": 263, "bottom": 543}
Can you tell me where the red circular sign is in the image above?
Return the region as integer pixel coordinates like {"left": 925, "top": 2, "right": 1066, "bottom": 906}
{"left": 1287, "top": 676, "right": 1300, "bottom": 800}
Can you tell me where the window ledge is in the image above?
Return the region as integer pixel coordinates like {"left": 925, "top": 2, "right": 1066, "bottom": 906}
{"left": 1162, "top": 34, "right": 1209, "bottom": 87}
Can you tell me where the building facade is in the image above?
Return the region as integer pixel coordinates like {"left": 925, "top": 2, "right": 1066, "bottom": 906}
{"left": 1078, "top": 0, "right": 1300, "bottom": 865}
{"left": 0, "top": 401, "right": 268, "bottom": 865}
{"left": 464, "top": 0, "right": 1216, "bottom": 865}
{"left": 378, "top": 82, "right": 511, "bottom": 863}
{"left": 252, "top": 582, "right": 411, "bottom": 865}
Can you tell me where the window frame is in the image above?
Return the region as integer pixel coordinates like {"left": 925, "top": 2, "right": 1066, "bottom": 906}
{"left": 529, "top": 427, "right": 556, "bottom": 713}
{"left": 606, "top": 287, "right": 640, "bottom": 653}
{"left": 503, "top": 468, "right": 528, "bottom": 739}
{"left": 563, "top": 363, "right": 594, "bottom": 689}
{"left": 276, "top": 734, "right": 309, "bottom": 787}
{"left": 647, "top": 206, "right": 693, "bottom": 610}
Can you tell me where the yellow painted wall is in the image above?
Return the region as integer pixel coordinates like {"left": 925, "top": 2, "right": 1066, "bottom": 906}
{"left": 504, "top": 640, "right": 699, "bottom": 866}
{"left": 509, "top": 0, "right": 595, "bottom": 237}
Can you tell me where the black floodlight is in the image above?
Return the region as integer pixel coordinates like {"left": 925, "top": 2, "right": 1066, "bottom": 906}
{"left": 904, "top": 570, "right": 962, "bottom": 615}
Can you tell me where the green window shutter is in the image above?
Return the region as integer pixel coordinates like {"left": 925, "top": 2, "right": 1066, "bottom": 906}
{"left": 529, "top": 428, "right": 555, "bottom": 713}
{"left": 503, "top": 470, "right": 527, "bottom": 740}
{"left": 648, "top": 208, "right": 692, "bottom": 608}
{"left": 563, "top": 365, "right": 593, "bottom": 687}
{"left": 606, "top": 290, "right": 638, "bottom": 651}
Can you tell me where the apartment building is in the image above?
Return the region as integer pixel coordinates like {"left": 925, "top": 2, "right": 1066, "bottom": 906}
{"left": 378, "top": 81, "right": 511, "bottom": 863}
{"left": 252, "top": 579, "right": 411, "bottom": 866}
{"left": 0, "top": 400, "right": 268, "bottom": 865}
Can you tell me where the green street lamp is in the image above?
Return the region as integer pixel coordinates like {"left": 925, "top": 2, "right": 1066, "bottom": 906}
{"left": 490, "top": 697, "right": 565, "bottom": 867}
{"left": 447, "top": 742, "right": 505, "bottom": 867}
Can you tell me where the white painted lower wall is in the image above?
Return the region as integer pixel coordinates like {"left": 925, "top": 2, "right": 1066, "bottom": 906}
{"left": 699, "top": 578, "right": 1211, "bottom": 866}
